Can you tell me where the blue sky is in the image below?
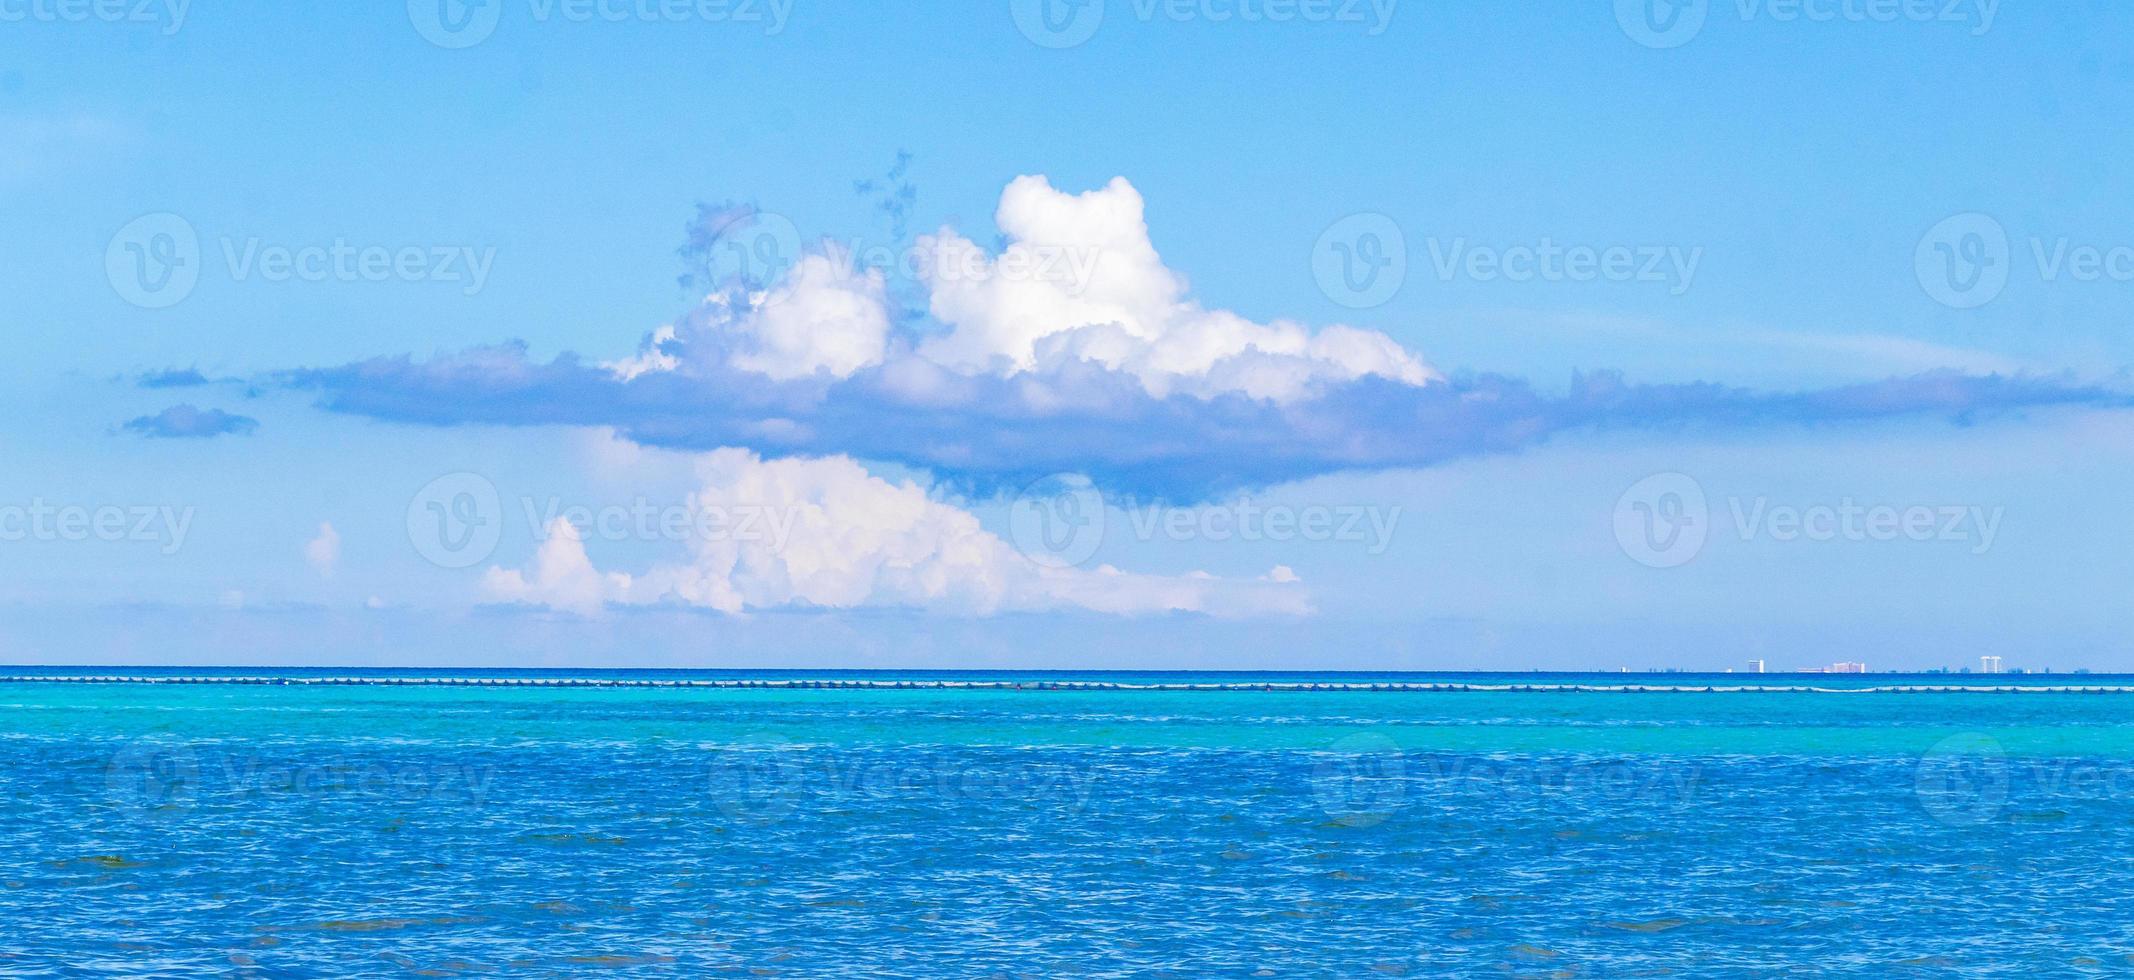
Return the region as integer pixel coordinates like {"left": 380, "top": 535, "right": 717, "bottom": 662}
{"left": 2, "top": 1, "right": 2131, "bottom": 669}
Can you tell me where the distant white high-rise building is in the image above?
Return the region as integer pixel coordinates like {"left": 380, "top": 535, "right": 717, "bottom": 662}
{"left": 1981, "top": 655, "right": 2004, "bottom": 674}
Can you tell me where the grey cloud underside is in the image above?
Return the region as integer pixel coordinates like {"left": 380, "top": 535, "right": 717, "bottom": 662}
{"left": 282, "top": 344, "right": 2127, "bottom": 499}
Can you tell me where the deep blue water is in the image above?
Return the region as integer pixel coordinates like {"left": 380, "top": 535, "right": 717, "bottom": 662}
{"left": 1, "top": 673, "right": 2130, "bottom": 975}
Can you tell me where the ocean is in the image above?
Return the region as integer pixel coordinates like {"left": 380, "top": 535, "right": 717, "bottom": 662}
{"left": 2, "top": 671, "right": 2129, "bottom": 975}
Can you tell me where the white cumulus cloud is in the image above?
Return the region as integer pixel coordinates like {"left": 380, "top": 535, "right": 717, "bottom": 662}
{"left": 727, "top": 249, "right": 892, "bottom": 380}
{"left": 614, "top": 175, "right": 1436, "bottom": 404}
{"left": 483, "top": 518, "right": 634, "bottom": 617}
{"left": 482, "top": 448, "right": 1308, "bottom": 618}
{"left": 304, "top": 522, "right": 340, "bottom": 577}
{"left": 612, "top": 246, "right": 891, "bottom": 383}
{"left": 918, "top": 175, "right": 1437, "bottom": 401}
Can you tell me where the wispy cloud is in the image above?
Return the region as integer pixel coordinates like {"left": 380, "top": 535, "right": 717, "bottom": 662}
{"left": 136, "top": 368, "right": 213, "bottom": 389}
{"left": 122, "top": 404, "right": 259, "bottom": 439}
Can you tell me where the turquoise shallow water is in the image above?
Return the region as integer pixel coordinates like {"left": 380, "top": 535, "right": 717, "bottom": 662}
{"left": 4, "top": 673, "right": 2134, "bottom": 975}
